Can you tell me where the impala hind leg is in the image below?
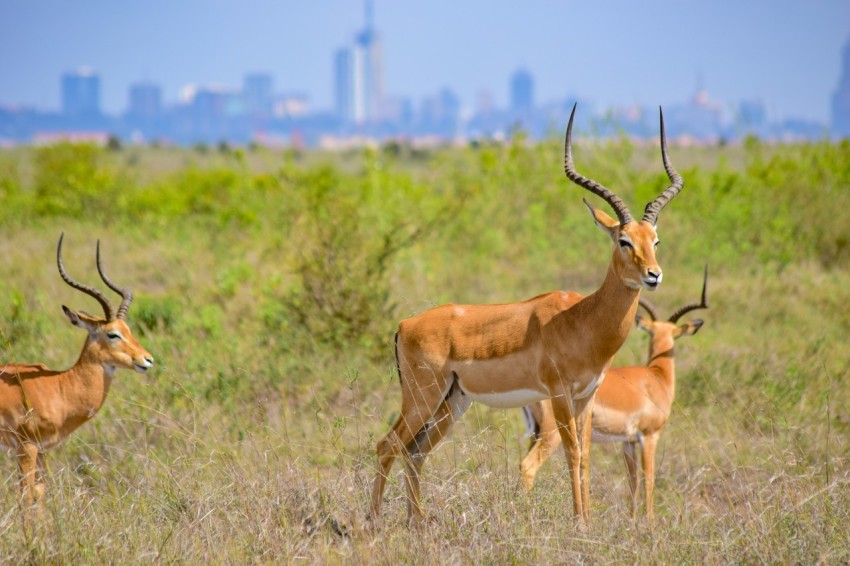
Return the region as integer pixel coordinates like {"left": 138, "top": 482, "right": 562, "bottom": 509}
{"left": 519, "top": 403, "right": 562, "bottom": 491}
{"left": 370, "top": 371, "right": 450, "bottom": 523}
{"left": 403, "top": 380, "right": 470, "bottom": 524}
{"left": 622, "top": 441, "right": 639, "bottom": 519}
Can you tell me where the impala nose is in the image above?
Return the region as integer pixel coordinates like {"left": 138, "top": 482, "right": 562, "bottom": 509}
{"left": 643, "top": 270, "right": 662, "bottom": 290}
{"left": 144, "top": 356, "right": 154, "bottom": 367}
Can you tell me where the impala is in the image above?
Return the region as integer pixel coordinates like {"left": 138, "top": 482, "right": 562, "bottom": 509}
{"left": 520, "top": 267, "right": 709, "bottom": 520}
{"left": 0, "top": 234, "right": 154, "bottom": 516}
{"left": 370, "top": 105, "right": 686, "bottom": 525}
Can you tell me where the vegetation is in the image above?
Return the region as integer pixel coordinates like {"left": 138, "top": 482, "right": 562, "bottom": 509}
{"left": 0, "top": 137, "right": 849, "bottom": 562}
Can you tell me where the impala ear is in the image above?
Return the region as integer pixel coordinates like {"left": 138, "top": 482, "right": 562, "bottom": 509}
{"left": 635, "top": 315, "right": 653, "bottom": 333}
{"left": 63, "top": 305, "right": 97, "bottom": 333}
{"left": 679, "top": 319, "right": 704, "bottom": 336}
{"left": 583, "top": 198, "right": 619, "bottom": 241}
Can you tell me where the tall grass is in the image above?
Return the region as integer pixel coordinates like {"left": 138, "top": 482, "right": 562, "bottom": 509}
{"left": 0, "top": 137, "right": 848, "bottom": 562}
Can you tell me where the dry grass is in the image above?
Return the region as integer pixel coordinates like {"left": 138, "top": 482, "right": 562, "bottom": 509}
{"left": 1, "top": 141, "right": 849, "bottom": 562}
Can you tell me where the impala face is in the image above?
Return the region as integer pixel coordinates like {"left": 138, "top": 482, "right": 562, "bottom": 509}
{"left": 63, "top": 308, "right": 154, "bottom": 373}
{"left": 586, "top": 203, "right": 663, "bottom": 291}
{"left": 636, "top": 316, "right": 704, "bottom": 341}
{"left": 620, "top": 221, "right": 662, "bottom": 291}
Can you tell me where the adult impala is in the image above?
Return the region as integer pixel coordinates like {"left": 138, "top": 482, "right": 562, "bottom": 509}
{"left": 520, "top": 267, "right": 709, "bottom": 520}
{"left": 370, "top": 105, "right": 686, "bottom": 525}
{"left": 0, "top": 234, "right": 154, "bottom": 515}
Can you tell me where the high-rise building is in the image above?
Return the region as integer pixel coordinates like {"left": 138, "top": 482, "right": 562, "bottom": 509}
{"left": 127, "top": 81, "right": 162, "bottom": 119}
{"left": 510, "top": 68, "right": 534, "bottom": 113}
{"left": 737, "top": 100, "right": 766, "bottom": 137}
{"left": 62, "top": 68, "right": 101, "bottom": 117}
{"left": 832, "top": 36, "right": 850, "bottom": 138}
{"left": 334, "top": 0, "right": 383, "bottom": 125}
{"left": 334, "top": 48, "right": 353, "bottom": 121}
{"left": 244, "top": 73, "right": 274, "bottom": 118}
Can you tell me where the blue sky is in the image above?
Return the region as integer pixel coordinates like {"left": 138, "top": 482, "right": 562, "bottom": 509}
{"left": 1, "top": 1, "right": 848, "bottom": 122}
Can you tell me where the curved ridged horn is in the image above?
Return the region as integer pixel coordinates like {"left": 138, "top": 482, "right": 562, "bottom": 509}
{"left": 96, "top": 240, "right": 133, "bottom": 320}
{"left": 57, "top": 233, "right": 114, "bottom": 320}
{"left": 642, "top": 107, "right": 684, "bottom": 225}
{"left": 637, "top": 298, "right": 659, "bottom": 321}
{"left": 564, "top": 103, "right": 634, "bottom": 225}
{"left": 668, "top": 265, "right": 709, "bottom": 323}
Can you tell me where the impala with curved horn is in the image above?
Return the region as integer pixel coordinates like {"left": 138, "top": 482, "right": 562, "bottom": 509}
{"left": 370, "top": 104, "right": 686, "bottom": 525}
{"left": 0, "top": 234, "right": 153, "bottom": 516}
{"left": 520, "top": 266, "right": 709, "bottom": 520}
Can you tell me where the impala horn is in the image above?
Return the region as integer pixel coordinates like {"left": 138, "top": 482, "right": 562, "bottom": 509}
{"left": 96, "top": 241, "right": 134, "bottom": 320}
{"left": 57, "top": 233, "right": 115, "bottom": 321}
{"left": 642, "top": 107, "right": 685, "bottom": 226}
{"left": 668, "top": 265, "right": 709, "bottom": 323}
{"left": 564, "top": 103, "right": 634, "bottom": 225}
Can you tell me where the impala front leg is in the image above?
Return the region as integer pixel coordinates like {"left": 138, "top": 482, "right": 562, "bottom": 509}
{"left": 641, "top": 432, "right": 660, "bottom": 522}
{"left": 17, "top": 442, "right": 45, "bottom": 519}
{"left": 575, "top": 396, "right": 594, "bottom": 523}
{"left": 548, "top": 392, "right": 583, "bottom": 520}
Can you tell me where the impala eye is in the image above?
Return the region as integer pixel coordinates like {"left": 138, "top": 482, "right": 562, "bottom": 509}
{"left": 619, "top": 239, "right": 633, "bottom": 249}
{"left": 654, "top": 241, "right": 660, "bottom": 248}
{"left": 106, "top": 332, "right": 121, "bottom": 340}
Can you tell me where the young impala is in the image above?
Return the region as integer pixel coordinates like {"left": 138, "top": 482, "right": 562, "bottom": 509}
{"left": 0, "top": 234, "right": 154, "bottom": 516}
{"left": 370, "top": 105, "right": 687, "bottom": 525}
{"left": 520, "top": 267, "right": 709, "bottom": 520}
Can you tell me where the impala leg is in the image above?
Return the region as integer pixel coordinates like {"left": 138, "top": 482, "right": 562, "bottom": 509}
{"left": 622, "top": 441, "right": 639, "bottom": 519}
{"left": 519, "top": 402, "right": 562, "bottom": 491}
{"left": 575, "top": 396, "right": 594, "bottom": 523}
{"left": 548, "top": 394, "right": 583, "bottom": 520}
{"left": 370, "top": 372, "right": 450, "bottom": 524}
{"left": 17, "top": 442, "right": 45, "bottom": 519}
{"left": 641, "top": 433, "right": 659, "bottom": 522}
{"left": 403, "top": 383, "right": 469, "bottom": 524}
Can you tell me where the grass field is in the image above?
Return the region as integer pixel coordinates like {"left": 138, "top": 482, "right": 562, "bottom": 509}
{"left": 1, "top": 137, "right": 849, "bottom": 562}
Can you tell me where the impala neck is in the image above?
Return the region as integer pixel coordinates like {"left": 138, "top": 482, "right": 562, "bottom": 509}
{"left": 580, "top": 255, "right": 641, "bottom": 362}
{"left": 647, "top": 335, "right": 676, "bottom": 398}
{"left": 62, "top": 338, "right": 115, "bottom": 419}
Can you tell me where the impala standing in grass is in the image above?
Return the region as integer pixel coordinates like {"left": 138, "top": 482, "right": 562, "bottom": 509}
{"left": 520, "top": 267, "right": 709, "bottom": 520}
{"left": 370, "top": 105, "right": 687, "bottom": 525}
{"left": 0, "top": 235, "right": 154, "bottom": 516}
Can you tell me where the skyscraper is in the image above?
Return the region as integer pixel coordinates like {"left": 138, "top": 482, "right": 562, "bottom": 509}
{"left": 62, "top": 68, "right": 101, "bottom": 117}
{"left": 127, "top": 82, "right": 162, "bottom": 119}
{"left": 243, "top": 73, "right": 273, "bottom": 118}
{"left": 832, "top": 36, "right": 850, "bottom": 138}
{"left": 334, "top": 48, "right": 353, "bottom": 121}
{"left": 510, "top": 68, "right": 534, "bottom": 113}
{"left": 334, "top": 0, "right": 383, "bottom": 125}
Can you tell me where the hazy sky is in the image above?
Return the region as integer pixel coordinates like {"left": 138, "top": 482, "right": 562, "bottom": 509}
{"left": 1, "top": 1, "right": 848, "bottom": 122}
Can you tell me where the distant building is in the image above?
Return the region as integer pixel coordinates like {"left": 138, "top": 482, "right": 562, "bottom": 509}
{"left": 832, "top": 36, "right": 850, "bottom": 138}
{"left": 334, "top": 48, "right": 353, "bottom": 122}
{"left": 334, "top": 0, "right": 383, "bottom": 125}
{"left": 736, "top": 100, "right": 766, "bottom": 137}
{"left": 127, "top": 82, "right": 162, "bottom": 119}
{"left": 510, "top": 68, "right": 534, "bottom": 113}
{"left": 421, "top": 88, "right": 461, "bottom": 136}
{"left": 243, "top": 73, "right": 274, "bottom": 118}
{"left": 62, "top": 68, "right": 100, "bottom": 117}
{"left": 273, "top": 93, "right": 310, "bottom": 119}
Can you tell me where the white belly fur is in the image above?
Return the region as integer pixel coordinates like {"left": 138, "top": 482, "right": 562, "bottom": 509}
{"left": 462, "top": 387, "right": 550, "bottom": 409}
{"left": 573, "top": 371, "right": 606, "bottom": 400}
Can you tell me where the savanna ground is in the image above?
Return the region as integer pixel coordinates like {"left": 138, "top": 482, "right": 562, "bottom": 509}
{"left": 0, "top": 135, "right": 849, "bottom": 563}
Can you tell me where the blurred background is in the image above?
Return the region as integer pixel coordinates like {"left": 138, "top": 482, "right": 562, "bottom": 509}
{"left": 2, "top": 0, "right": 849, "bottom": 147}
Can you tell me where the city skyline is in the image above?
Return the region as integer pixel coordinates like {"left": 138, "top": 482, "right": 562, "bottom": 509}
{"left": 2, "top": 1, "right": 849, "bottom": 124}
